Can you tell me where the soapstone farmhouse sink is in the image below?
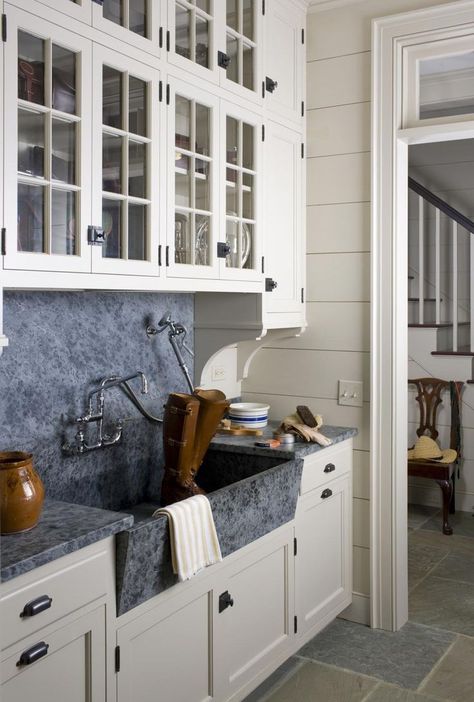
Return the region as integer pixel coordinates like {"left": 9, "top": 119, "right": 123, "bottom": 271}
{"left": 114, "top": 449, "right": 303, "bottom": 615}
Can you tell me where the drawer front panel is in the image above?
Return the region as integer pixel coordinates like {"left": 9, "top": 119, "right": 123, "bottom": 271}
{"left": 300, "top": 441, "right": 352, "bottom": 495}
{"left": 1, "top": 550, "right": 109, "bottom": 651}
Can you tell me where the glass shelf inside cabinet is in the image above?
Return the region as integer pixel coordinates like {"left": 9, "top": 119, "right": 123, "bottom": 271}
{"left": 224, "top": 115, "right": 255, "bottom": 270}
{"left": 174, "top": 93, "right": 212, "bottom": 266}
{"left": 101, "top": 66, "right": 150, "bottom": 261}
{"left": 175, "top": 0, "right": 211, "bottom": 69}
{"left": 225, "top": 0, "right": 256, "bottom": 91}
{"left": 17, "top": 31, "right": 80, "bottom": 255}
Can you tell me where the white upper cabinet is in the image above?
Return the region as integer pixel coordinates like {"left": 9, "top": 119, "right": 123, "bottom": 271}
{"left": 167, "top": 0, "right": 218, "bottom": 85}
{"left": 263, "top": 121, "right": 304, "bottom": 322}
{"left": 34, "top": 0, "right": 92, "bottom": 25}
{"left": 220, "top": 100, "right": 262, "bottom": 282}
{"left": 3, "top": 5, "right": 92, "bottom": 272}
{"left": 167, "top": 77, "right": 220, "bottom": 279}
{"left": 92, "top": 0, "right": 163, "bottom": 56}
{"left": 91, "top": 44, "right": 163, "bottom": 276}
{"left": 219, "top": 0, "right": 263, "bottom": 103}
{"left": 263, "top": 0, "right": 305, "bottom": 127}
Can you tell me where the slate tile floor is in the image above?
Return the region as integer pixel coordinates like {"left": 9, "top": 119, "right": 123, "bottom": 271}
{"left": 244, "top": 505, "right": 474, "bottom": 702}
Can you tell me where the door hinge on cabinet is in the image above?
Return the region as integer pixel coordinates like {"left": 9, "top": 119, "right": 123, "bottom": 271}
{"left": 159, "top": 81, "right": 163, "bottom": 102}
{"left": 301, "top": 28, "right": 305, "bottom": 44}
{"left": 301, "top": 143, "right": 305, "bottom": 159}
{"left": 261, "top": 256, "right": 265, "bottom": 274}
{"left": 166, "top": 30, "right": 170, "bottom": 52}
{"left": 158, "top": 244, "right": 162, "bottom": 266}
{"left": 1, "top": 228, "right": 6, "bottom": 256}
{"left": 294, "top": 616, "right": 298, "bottom": 634}
{"left": 301, "top": 287, "right": 305, "bottom": 303}
{"left": 262, "top": 0, "right": 265, "bottom": 15}
{"left": 2, "top": 14, "right": 6, "bottom": 42}
{"left": 261, "top": 124, "right": 265, "bottom": 142}
{"left": 166, "top": 84, "right": 170, "bottom": 105}
{"left": 294, "top": 537, "right": 297, "bottom": 556}
{"left": 301, "top": 101, "right": 305, "bottom": 117}
{"left": 115, "top": 646, "right": 120, "bottom": 673}
{"left": 165, "top": 246, "right": 170, "bottom": 267}
{"left": 159, "top": 27, "right": 163, "bottom": 49}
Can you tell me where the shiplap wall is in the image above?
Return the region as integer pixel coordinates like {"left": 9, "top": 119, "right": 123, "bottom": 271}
{"left": 242, "top": 0, "right": 453, "bottom": 625}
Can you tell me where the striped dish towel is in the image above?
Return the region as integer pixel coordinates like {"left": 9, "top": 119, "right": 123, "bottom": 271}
{"left": 153, "top": 495, "right": 222, "bottom": 582}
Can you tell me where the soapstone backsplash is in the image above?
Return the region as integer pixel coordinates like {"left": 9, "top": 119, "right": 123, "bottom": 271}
{"left": 0, "top": 291, "right": 194, "bottom": 510}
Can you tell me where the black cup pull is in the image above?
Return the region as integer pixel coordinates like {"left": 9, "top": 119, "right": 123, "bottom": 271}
{"left": 219, "top": 590, "right": 234, "bottom": 613}
{"left": 321, "top": 488, "right": 333, "bottom": 499}
{"left": 17, "top": 641, "right": 49, "bottom": 667}
{"left": 324, "top": 463, "right": 336, "bottom": 474}
{"left": 20, "top": 595, "right": 53, "bottom": 618}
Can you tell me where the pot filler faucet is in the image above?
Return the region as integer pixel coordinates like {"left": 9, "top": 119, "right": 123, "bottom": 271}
{"left": 146, "top": 312, "right": 195, "bottom": 394}
{"left": 62, "top": 371, "right": 162, "bottom": 456}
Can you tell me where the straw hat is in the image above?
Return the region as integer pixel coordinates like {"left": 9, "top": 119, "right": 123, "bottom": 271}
{"left": 407, "top": 435, "right": 457, "bottom": 464}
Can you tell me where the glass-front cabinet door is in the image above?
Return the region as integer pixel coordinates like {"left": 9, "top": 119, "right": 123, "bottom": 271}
{"left": 3, "top": 6, "right": 92, "bottom": 272}
{"left": 91, "top": 45, "right": 162, "bottom": 276}
{"left": 34, "top": 0, "right": 92, "bottom": 24}
{"left": 168, "top": 0, "right": 216, "bottom": 83}
{"left": 92, "top": 0, "right": 162, "bottom": 55}
{"left": 220, "top": 101, "right": 261, "bottom": 282}
{"left": 220, "top": 0, "right": 262, "bottom": 102}
{"left": 167, "top": 79, "right": 219, "bottom": 278}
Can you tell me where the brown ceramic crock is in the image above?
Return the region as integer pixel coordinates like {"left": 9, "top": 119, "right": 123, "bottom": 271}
{"left": 0, "top": 452, "right": 45, "bottom": 534}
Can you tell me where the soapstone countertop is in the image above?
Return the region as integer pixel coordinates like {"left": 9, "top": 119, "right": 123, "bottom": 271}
{"left": 210, "top": 422, "right": 357, "bottom": 459}
{"left": 1, "top": 500, "right": 133, "bottom": 583}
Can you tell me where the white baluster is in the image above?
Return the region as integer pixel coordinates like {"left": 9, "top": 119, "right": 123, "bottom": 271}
{"left": 435, "top": 208, "right": 441, "bottom": 326}
{"left": 418, "top": 196, "right": 424, "bottom": 325}
{"left": 452, "top": 220, "right": 458, "bottom": 352}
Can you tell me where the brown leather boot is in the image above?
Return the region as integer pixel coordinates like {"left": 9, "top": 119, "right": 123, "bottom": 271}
{"left": 191, "top": 389, "right": 230, "bottom": 478}
{"left": 160, "top": 393, "right": 202, "bottom": 506}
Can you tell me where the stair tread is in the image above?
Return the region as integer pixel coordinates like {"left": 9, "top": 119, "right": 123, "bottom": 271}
{"left": 408, "top": 297, "right": 439, "bottom": 302}
{"left": 432, "top": 347, "right": 474, "bottom": 357}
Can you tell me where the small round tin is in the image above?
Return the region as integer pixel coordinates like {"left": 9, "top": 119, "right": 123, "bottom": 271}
{"left": 273, "top": 431, "right": 295, "bottom": 445}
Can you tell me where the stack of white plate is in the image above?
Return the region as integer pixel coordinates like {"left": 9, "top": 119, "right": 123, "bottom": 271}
{"left": 228, "top": 402, "right": 270, "bottom": 429}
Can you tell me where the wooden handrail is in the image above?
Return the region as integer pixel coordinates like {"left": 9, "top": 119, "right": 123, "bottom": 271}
{"left": 408, "top": 177, "right": 474, "bottom": 233}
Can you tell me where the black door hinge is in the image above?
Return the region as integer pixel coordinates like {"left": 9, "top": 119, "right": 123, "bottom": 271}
{"left": 158, "top": 244, "right": 162, "bottom": 266}
{"left": 159, "top": 80, "right": 163, "bottom": 102}
{"left": 301, "top": 143, "right": 305, "bottom": 159}
{"left": 166, "top": 30, "right": 170, "bottom": 52}
{"left": 294, "top": 537, "right": 297, "bottom": 556}
{"left": 301, "top": 28, "right": 305, "bottom": 44}
{"left": 115, "top": 645, "right": 120, "bottom": 673}
{"left": 261, "top": 80, "right": 265, "bottom": 98}
{"left": 262, "top": 0, "right": 265, "bottom": 15}
{"left": 261, "top": 124, "right": 265, "bottom": 142}
{"left": 166, "top": 83, "right": 170, "bottom": 105}
{"left": 294, "top": 616, "right": 298, "bottom": 634}
{"left": 159, "top": 26, "right": 163, "bottom": 48}
{"left": 1, "top": 228, "right": 6, "bottom": 256}
{"left": 165, "top": 245, "right": 170, "bottom": 266}
{"left": 261, "top": 256, "right": 265, "bottom": 274}
{"left": 301, "top": 101, "right": 305, "bottom": 117}
{"left": 2, "top": 14, "right": 7, "bottom": 42}
{"left": 301, "top": 287, "right": 305, "bottom": 303}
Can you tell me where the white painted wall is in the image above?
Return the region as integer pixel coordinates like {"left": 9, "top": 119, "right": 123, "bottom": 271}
{"left": 242, "top": 0, "right": 455, "bottom": 626}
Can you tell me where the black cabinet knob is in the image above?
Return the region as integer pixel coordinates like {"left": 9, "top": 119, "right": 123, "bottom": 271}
{"left": 218, "top": 51, "right": 231, "bottom": 69}
{"left": 219, "top": 590, "right": 234, "bottom": 613}
{"left": 265, "top": 76, "right": 278, "bottom": 93}
{"left": 265, "top": 278, "right": 278, "bottom": 292}
{"left": 17, "top": 641, "right": 49, "bottom": 667}
{"left": 324, "top": 463, "right": 336, "bottom": 474}
{"left": 217, "top": 242, "right": 231, "bottom": 258}
{"left": 20, "top": 595, "right": 52, "bottom": 618}
{"left": 321, "top": 488, "right": 333, "bottom": 499}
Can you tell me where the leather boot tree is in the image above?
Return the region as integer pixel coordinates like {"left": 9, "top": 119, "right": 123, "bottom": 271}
{"left": 160, "top": 393, "right": 201, "bottom": 506}
{"left": 160, "top": 390, "right": 229, "bottom": 506}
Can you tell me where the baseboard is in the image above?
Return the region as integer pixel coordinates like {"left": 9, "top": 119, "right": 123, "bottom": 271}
{"left": 338, "top": 592, "right": 370, "bottom": 625}
{"left": 408, "top": 484, "right": 474, "bottom": 513}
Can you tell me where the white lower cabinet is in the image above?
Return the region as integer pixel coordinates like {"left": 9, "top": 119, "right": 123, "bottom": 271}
{"left": 1, "top": 606, "right": 106, "bottom": 702}
{"left": 295, "top": 474, "right": 353, "bottom": 639}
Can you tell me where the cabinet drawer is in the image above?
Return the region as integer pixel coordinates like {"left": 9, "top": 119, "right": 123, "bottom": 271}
{"left": 300, "top": 441, "right": 352, "bottom": 495}
{"left": 0, "top": 549, "right": 110, "bottom": 651}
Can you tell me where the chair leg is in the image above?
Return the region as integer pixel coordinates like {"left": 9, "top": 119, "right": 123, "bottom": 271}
{"left": 436, "top": 480, "right": 453, "bottom": 535}
{"left": 449, "top": 471, "right": 456, "bottom": 515}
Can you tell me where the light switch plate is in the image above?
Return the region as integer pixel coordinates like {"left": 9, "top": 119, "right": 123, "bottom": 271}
{"left": 338, "top": 380, "right": 363, "bottom": 407}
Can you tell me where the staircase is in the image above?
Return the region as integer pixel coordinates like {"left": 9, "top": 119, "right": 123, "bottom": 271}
{"left": 408, "top": 177, "right": 474, "bottom": 377}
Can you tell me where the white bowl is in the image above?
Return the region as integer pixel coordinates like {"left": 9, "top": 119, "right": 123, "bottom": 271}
{"left": 228, "top": 402, "right": 270, "bottom": 429}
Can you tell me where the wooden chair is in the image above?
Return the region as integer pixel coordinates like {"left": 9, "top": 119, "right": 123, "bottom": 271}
{"left": 408, "top": 377, "right": 463, "bottom": 535}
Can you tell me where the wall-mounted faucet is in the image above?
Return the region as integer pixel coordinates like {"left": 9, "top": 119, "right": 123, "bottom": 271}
{"left": 63, "top": 372, "right": 149, "bottom": 455}
{"left": 146, "top": 312, "right": 194, "bottom": 393}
